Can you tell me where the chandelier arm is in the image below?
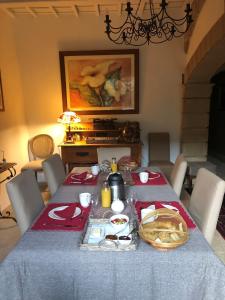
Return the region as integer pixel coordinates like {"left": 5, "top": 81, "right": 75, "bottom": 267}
{"left": 104, "top": 1, "right": 193, "bottom": 46}
{"left": 160, "top": 18, "right": 191, "bottom": 35}
{"left": 163, "top": 7, "right": 192, "bottom": 23}
{"left": 108, "top": 14, "right": 131, "bottom": 31}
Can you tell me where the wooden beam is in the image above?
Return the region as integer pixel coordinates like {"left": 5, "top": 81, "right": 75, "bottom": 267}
{"left": 118, "top": 2, "right": 122, "bottom": 16}
{"left": 96, "top": 4, "right": 100, "bottom": 16}
{"left": 49, "top": 6, "right": 59, "bottom": 17}
{"left": 72, "top": 5, "right": 79, "bottom": 17}
{"left": 26, "top": 6, "right": 37, "bottom": 17}
{"left": 136, "top": 0, "right": 145, "bottom": 16}
{"left": 3, "top": 8, "right": 15, "bottom": 18}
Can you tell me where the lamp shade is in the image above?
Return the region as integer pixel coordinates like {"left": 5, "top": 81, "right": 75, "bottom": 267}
{"left": 57, "top": 111, "right": 80, "bottom": 124}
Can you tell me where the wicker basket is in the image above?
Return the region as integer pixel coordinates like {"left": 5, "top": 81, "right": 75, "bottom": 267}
{"left": 139, "top": 208, "right": 189, "bottom": 250}
{"left": 119, "top": 162, "right": 138, "bottom": 171}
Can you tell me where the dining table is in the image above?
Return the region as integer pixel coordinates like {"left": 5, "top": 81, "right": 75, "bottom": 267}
{"left": 0, "top": 167, "right": 225, "bottom": 300}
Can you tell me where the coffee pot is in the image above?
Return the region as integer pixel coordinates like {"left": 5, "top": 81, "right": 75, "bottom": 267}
{"left": 107, "top": 172, "right": 125, "bottom": 202}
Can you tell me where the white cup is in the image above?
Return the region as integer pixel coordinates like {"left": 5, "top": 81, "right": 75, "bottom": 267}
{"left": 91, "top": 165, "right": 100, "bottom": 176}
{"left": 79, "top": 192, "right": 91, "bottom": 208}
{"left": 139, "top": 171, "right": 149, "bottom": 183}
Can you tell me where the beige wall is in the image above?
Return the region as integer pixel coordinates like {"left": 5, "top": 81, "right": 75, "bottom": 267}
{"left": 0, "top": 12, "right": 29, "bottom": 209}
{"left": 0, "top": 13, "right": 185, "bottom": 208}
{"left": 186, "top": 0, "right": 224, "bottom": 64}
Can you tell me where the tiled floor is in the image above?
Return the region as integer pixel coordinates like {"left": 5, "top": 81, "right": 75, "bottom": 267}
{"left": 0, "top": 217, "right": 20, "bottom": 261}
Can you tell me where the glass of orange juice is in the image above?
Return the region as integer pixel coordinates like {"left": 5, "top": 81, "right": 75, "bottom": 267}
{"left": 101, "top": 181, "right": 111, "bottom": 208}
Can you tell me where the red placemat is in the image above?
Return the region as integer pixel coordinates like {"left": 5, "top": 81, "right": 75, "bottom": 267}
{"left": 131, "top": 171, "right": 167, "bottom": 185}
{"left": 64, "top": 172, "right": 98, "bottom": 186}
{"left": 135, "top": 201, "right": 196, "bottom": 229}
{"left": 31, "top": 203, "right": 90, "bottom": 231}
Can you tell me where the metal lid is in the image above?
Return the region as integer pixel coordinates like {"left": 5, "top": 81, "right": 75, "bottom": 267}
{"left": 108, "top": 172, "right": 124, "bottom": 186}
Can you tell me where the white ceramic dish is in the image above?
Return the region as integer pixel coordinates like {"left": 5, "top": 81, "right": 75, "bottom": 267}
{"left": 110, "top": 214, "right": 129, "bottom": 232}
{"left": 149, "top": 172, "right": 160, "bottom": 180}
{"left": 48, "top": 206, "right": 81, "bottom": 220}
{"left": 162, "top": 204, "right": 179, "bottom": 212}
{"left": 118, "top": 234, "right": 132, "bottom": 246}
{"left": 71, "top": 173, "right": 93, "bottom": 181}
{"left": 48, "top": 206, "right": 68, "bottom": 220}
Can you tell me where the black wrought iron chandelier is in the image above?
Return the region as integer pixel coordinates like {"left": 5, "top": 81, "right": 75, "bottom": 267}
{"left": 104, "top": 0, "right": 193, "bottom": 46}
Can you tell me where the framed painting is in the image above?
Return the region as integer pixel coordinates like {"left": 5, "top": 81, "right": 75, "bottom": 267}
{"left": 0, "top": 72, "right": 5, "bottom": 112}
{"left": 59, "top": 49, "right": 139, "bottom": 115}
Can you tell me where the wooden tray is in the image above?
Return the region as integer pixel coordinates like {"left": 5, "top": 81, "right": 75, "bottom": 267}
{"left": 139, "top": 208, "right": 189, "bottom": 250}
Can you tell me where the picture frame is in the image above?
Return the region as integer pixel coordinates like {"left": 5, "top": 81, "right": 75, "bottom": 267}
{"left": 0, "top": 71, "right": 5, "bottom": 112}
{"left": 59, "top": 49, "right": 139, "bottom": 115}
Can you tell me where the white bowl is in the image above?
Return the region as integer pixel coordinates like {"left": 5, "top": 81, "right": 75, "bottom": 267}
{"left": 118, "top": 234, "right": 132, "bottom": 246}
{"left": 110, "top": 214, "right": 129, "bottom": 232}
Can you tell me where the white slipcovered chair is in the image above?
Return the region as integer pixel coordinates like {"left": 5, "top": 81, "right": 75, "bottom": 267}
{"left": 97, "top": 147, "right": 131, "bottom": 165}
{"left": 188, "top": 168, "right": 225, "bottom": 244}
{"left": 6, "top": 170, "right": 45, "bottom": 235}
{"left": 169, "top": 154, "right": 188, "bottom": 197}
{"left": 42, "top": 154, "right": 66, "bottom": 196}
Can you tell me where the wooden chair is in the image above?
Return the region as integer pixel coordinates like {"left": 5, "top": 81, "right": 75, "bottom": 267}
{"left": 148, "top": 132, "right": 174, "bottom": 178}
{"left": 42, "top": 154, "right": 66, "bottom": 196}
{"left": 21, "top": 134, "right": 54, "bottom": 178}
{"left": 6, "top": 170, "right": 45, "bottom": 235}
{"left": 188, "top": 168, "right": 225, "bottom": 244}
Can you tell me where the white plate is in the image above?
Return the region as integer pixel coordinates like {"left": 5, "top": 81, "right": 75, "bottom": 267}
{"left": 70, "top": 174, "right": 82, "bottom": 180}
{"left": 70, "top": 173, "right": 93, "bottom": 181}
{"left": 162, "top": 204, "right": 179, "bottom": 212}
{"left": 48, "top": 206, "right": 81, "bottom": 220}
{"left": 48, "top": 205, "right": 69, "bottom": 220}
{"left": 71, "top": 207, "right": 81, "bottom": 218}
{"left": 149, "top": 172, "right": 160, "bottom": 180}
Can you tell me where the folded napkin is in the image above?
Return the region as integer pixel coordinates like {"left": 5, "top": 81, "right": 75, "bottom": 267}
{"left": 64, "top": 172, "right": 98, "bottom": 185}
{"left": 31, "top": 203, "right": 90, "bottom": 231}
{"left": 131, "top": 171, "right": 167, "bottom": 185}
{"left": 135, "top": 201, "right": 196, "bottom": 229}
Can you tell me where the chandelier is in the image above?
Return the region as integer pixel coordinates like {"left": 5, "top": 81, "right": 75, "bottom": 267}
{"left": 104, "top": 1, "right": 193, "bottom": 46}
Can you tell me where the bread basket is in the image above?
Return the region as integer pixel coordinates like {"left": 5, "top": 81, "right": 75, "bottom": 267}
{"left": 139, "top": 208, "right": 189, "bottom": 250}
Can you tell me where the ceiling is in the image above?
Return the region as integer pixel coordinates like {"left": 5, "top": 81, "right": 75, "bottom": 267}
{"left": 0, "top": 0, "right": 188, "bottom": 18}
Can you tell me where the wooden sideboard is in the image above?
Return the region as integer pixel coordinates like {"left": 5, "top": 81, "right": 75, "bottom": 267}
{"left": 59, "top": 143, "right": 142, "bottom": 171}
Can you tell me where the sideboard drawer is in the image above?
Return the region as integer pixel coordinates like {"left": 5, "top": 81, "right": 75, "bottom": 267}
{"left": 61, "top": 146, "right": 98, "bottom": 164}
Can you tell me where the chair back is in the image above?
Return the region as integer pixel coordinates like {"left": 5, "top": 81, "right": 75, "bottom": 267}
{"left": 148, "top": 132, "right": 170, "bottom": 162}
{"left": 29, "top": 134, "right": 54, "bottom": 160}
{"left": 42, "top": 154, "right": 66, "bottom": 196}
{"left": 6, "top": 170, "right": 44, "bottom": 235}
{"left": 189, "top": 168, "right": 225, "bottom": 244}
{"left": 170, "top": 154, "right": 187, "bottom": 197}
{"left": 97, "top": 147, "right": 131, "bottom": 164}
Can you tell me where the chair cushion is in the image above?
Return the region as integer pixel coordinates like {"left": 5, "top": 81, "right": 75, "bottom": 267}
{"left": 21, "top": 160, "right": 43, "bottom": 171}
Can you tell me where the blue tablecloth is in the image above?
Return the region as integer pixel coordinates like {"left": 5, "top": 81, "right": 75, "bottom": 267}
{"left": 0, "top": 170, "right": 225, "bottom": 300}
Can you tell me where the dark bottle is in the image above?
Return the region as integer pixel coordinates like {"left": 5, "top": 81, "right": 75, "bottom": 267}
{"left": 108, "top": 172, "right": 125, "bottom": 202}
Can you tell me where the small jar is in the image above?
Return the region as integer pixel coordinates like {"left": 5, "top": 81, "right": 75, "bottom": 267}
{"left": 101, "top": 180, "right": 111, "bottom": 208}
{"left": 111, "top": 157, "right": 118, "bottom": 173}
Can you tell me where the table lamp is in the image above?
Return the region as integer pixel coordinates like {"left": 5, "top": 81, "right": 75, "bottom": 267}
{"left": 57, "top": 111, "right": 81, "bottom": 143}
